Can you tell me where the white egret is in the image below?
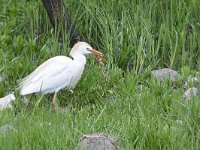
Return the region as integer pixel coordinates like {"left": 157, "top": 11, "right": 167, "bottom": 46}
{"left": 19, "top": 42, "right": 103, "bottom": 111}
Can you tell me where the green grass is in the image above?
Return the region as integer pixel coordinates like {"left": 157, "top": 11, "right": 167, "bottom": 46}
{"left": 0, "top": 0, "right": 200, "bottom": 149}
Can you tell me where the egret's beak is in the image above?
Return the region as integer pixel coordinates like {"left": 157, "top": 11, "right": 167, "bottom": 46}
{"left": 89, "top": 49, "right": 103, "bottom": 57}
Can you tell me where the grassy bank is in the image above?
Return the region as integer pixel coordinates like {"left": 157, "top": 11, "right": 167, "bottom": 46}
{"left": 0, "top": 0, "right": 200, "bottom": 149}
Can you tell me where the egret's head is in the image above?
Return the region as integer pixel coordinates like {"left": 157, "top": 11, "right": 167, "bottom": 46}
{"left": 70, "top": 42, "right": 102, "bottom": 57}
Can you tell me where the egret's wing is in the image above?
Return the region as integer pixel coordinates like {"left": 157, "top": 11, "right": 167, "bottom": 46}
{"left": 19, "top": 56, "right": 73, "bottom": 95}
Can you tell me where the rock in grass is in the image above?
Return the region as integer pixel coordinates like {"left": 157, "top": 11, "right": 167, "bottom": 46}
{"left": 76, "top": 133, "right": 118, "bottom": 150}
{"left": 0, "top": 94, "right": 16, "bottom": 111}
{"left": 0, "top": 125, "right": 12, "bottom": 134}
{"left": 183, "top": 87, "right": 199, "bottom": 101}
{"left": 0, "top": 124, "right": 17, "bottom": 134}
{"left": 151, "top": 68, "right": 181, "bottom": 82}
{"left": 184, "top": 77, "right": 200, "bottom": 88}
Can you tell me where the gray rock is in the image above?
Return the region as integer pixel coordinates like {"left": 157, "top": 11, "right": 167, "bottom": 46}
{"left": 0, "top": 125, "right": 11, "bottom": 133}
{"left": 184, "top": 77, "right": 200, "bottom": 88}
{"left": 151, "top": 68, "right": 180, "bottom": 81}
{"left": 0, "top": 94, "right": 16, "bottom": 111}
{"left": 0, "top": 124, "right": 17, "bottom": 134}
{"left": 76, "top": 133, "right": 118, "bottom": 150}
{"left": 183, "top": 87, "right": 199, "bottom": 100}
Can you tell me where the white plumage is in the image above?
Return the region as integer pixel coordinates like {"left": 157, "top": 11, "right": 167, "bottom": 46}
{"left": 19, "top": 42, "right": 102, "bottom": 111}
{"left": 20, "top": 56, "right": 78, "bottom": 95}
{"left": 0, "top": 94, "right": 16, "bottom": 111}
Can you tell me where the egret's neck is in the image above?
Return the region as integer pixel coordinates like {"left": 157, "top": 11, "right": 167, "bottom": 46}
{"left": 71, "top": 53, "right": 86, "bottom": 65}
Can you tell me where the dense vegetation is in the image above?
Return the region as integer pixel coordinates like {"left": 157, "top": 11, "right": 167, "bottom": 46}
{"left": 0, "top": 0, "right": 200, "bottom": 149}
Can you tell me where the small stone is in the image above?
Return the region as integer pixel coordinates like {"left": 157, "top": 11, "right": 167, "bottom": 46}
{"left": 76, "top": 133, "right": 117, "bottom": 150}
{"left": 0, "top": 124, "right": 17, "bottom": 134}
{"left": 183, "top": 87, "right": 199, "bottom": 100}
{"left": 151, "top": 68, "right": 181, "bottom": 81}
{"left": 184, "top": 77, "right": 200, "bottom": 88}
{"left": 0, "top": 125, "right": 11, "bottom": 133}
{"left": 0, "top": 94, "right": 16, "bottom": 111}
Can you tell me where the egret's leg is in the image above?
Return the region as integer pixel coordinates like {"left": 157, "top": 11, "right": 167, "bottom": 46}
{"left": 24, "top": 94, "right": 33, "bottom": 109}
{"left": 52, "top": 92, "right": 57, "bottom": 112}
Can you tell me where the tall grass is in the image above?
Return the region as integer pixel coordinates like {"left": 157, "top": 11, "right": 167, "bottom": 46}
{"left": 67, "top": 0, "right": 200, "bottom": 71}
{"left": 0, "top": 0, "right": 200, "bottom": 149}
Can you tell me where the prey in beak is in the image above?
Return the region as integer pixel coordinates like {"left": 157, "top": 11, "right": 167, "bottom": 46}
{"left": 89, "top": 48, "right": 107, "bottom": 79}
{"left": 89, "top": 49, "right": 103, "bottom": 57}
{"left": 89, "top": 49, "right": 104, "bottom": 67}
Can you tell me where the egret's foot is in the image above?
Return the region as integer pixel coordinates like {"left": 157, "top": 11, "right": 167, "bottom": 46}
{"left": 23, "top": 94, "right": 33, "bottom": 110}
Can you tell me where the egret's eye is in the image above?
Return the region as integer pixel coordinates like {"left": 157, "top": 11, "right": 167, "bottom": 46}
{"left": 86, "top": 48, "right": 90, "bottom": 51}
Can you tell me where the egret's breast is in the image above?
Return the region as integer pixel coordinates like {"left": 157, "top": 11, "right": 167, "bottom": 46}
{"left": 69, "top": 66, "right": 84, "bottom": 88}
